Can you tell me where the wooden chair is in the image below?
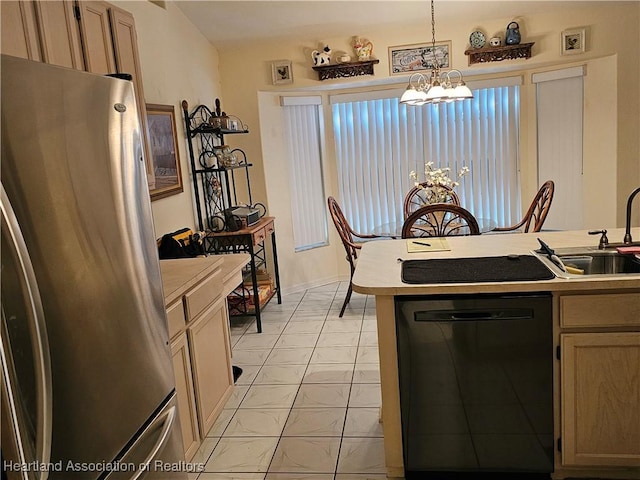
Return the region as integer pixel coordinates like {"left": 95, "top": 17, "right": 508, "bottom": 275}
{"left": 403, "top": 182, "right": 461, "bottom": 219}
{"left": 327, "top": 196, "right": 380, "bottom": 317}
{"left": 492, "top": 180, "right": 555, "bottom": 233}
{"left": 401, "top": 204, "right": 480, "bottom": 238}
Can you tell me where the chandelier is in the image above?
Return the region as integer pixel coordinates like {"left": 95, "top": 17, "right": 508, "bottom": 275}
{"left": 400, "top": 0, "right": 473, "bottom": 105}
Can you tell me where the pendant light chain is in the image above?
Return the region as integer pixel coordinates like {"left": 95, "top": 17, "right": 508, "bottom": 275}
{"left": 399, "top": 0, "right": 474, "bottom": 105}
{"left": 431, "top": 0, "right": 440, "bottom": 75}
{"left": 431, "top": 0, "right": 437, "bottom": 45}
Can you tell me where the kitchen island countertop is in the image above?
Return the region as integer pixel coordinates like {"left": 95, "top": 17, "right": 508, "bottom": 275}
{"left": 351, "top": 227, "right": 640, "bottom": 480}
{"left": 353, "top": 228, "right": 640, "bottom": 295}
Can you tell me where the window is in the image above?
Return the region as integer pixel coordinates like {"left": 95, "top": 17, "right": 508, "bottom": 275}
{"left": 330, "top": 78, "right": 522, "bottom": 233}
{"left": 281, "top": 96, "right": 328, "bottom": 251}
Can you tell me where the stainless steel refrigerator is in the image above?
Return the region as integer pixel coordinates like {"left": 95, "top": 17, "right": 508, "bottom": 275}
{"left": 1, "top": 55, "right": 188, "bottom": 479}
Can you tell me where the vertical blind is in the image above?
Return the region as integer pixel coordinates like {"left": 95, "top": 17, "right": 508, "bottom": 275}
{"left": 330, "top": 80, "right": 522, "bottom": 233}
{"left": 534, "top": 67, "right": 585, "bottom": 230}
{"left": 282, "top": 98, "right": 328, "bottom": 251}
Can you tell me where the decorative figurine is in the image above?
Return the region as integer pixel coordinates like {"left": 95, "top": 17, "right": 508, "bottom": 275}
{"left": 353, "top": 37, "right": 374, "bottom": 61}
{"left": 312, "top": 45, "right": 332, "bottom": 65}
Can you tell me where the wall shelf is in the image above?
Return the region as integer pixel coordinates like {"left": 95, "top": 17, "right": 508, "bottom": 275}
{"left": 312, "top": 59, "right": 379, "bottom": 81}
{"left": 464, "top": 42, "right": 535, "bottom": 65}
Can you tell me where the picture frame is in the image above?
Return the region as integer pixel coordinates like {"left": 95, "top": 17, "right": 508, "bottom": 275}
{"left": 388, "top": 41, "right": 452, "bottom": 76}
{"left": 271, "top": 59, "right": 293, "bottom": 85}
{"left": 146, "top": 104, "right": 184, "bottom": 201}
{"left": 561, "top": 28, "right": 586, "bottom": 55}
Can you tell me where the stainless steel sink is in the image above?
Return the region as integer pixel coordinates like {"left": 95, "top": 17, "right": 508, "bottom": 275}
{"left": 534, "top": 246, "right": 640, "bottom": 278}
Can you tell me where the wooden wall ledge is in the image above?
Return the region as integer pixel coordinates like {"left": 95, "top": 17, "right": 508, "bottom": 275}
{"left": 312, "top": 59, "right": 380, "bottom": 80}
{"left": 464, "top": 42, "right": 534, "bottom": 65}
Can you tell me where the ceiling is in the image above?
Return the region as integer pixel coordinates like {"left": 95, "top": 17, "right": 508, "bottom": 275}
{"left": 174, "top": 1, "right": 604, "bottom": 49}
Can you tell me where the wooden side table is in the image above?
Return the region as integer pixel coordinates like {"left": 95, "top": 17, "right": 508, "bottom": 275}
{"left": 204, "top": 216, "right": 282, "bottom": 333}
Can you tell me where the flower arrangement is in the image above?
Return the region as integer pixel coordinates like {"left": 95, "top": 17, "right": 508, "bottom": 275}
{"left": 409, "top": 162, "right": 470, "bottom": 204}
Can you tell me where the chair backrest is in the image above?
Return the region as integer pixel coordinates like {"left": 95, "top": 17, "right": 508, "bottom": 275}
{"left": 522, "top": 180, "right": 555, "bottom": 232}
{"left": 327, "top": 196, "right": 358, "bottom": 263}
{"left": 402, "top": 204, "right": 480, "bottom": 238}
{"left": 403, "top": 182, "right": 461, "bottom": 219}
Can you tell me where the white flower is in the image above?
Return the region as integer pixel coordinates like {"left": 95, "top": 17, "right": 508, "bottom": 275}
{"left": 412, "top": 162, "right": 470, "bottom": 204}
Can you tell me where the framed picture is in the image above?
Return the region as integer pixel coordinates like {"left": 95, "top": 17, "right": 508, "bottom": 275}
{"left": 146, "top": 104, "right": 184, "bottom": 201}
{"left": 561, "top": 28, "right": 586, "bottom": 55}
{"left": 388, "top": 41, "right": 452, "bottom": 76}
{"left": 271, "top": 60, "right": 293, "bottom": 85}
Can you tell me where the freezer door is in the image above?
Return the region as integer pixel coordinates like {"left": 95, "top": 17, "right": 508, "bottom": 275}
{"left": 103, "top": 394, "right": 191, "bottom": 480}
{"left": 1, "top": 54, "right": 179, "bottom": 474}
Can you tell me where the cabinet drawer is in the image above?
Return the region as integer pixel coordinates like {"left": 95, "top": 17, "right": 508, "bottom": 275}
{"left": 264, "top": 220, "right": 275, "bottom": 236}
{"left": 560, "top": 292, "right": 640, "bottom": 328}
{"left": 184, "top": 270, "right": 222, "bottom": 320}
{"left": 252, "top": 227, "right": 266, "bottom": 245}
{"left": 166, "top": 299, "right": 186, "bottom": 338}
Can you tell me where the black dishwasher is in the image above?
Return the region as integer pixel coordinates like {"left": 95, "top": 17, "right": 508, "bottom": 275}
{"left": 396, "top": 293, "right": 553, "bottom": 478}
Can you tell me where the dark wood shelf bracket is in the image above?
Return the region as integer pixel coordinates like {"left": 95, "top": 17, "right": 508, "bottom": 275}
{"left": 312, "top": 59, "right": 380, "bottom": 81}
{"left": 464, "top": 42, "right": 535, "bottom": 65}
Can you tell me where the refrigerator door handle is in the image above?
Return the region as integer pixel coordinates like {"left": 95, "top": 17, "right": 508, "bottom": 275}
{"left": 1, "top": 184, "right": 53, "bottom": 479}
{"left": 132, "top": 406, "right": 177, "bottom": 480}
{"left": 1, "top": 334, "right": 30, "bottom": 480}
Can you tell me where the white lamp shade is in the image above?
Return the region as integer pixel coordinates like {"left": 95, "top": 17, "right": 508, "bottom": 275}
{"left": 400, "top": 87, "right": 427, "bottom": 105}
{"left": 425, "top": 84, "right": 448, "bottom": 102}
{"left": 443, "top": 86, "right": 457, "bottom": 102}
{"left": 453, "top": 84, "right": 474, "bottom": 100}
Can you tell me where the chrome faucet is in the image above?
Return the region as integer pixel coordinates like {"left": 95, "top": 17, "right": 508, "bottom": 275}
{"left": 623, "top": 186, "right": 640, "bottom": 244}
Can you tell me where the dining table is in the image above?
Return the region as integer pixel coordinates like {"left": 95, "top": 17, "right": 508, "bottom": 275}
{"left": 371, "top": 217, "right": 497, "bottom": 237}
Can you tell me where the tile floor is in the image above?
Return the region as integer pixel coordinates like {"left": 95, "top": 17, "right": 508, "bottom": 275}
{"left": 190, "top": 282, "right": 388, "bottom": 480}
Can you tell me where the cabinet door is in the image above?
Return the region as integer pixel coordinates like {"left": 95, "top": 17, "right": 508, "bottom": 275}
{"left": 76, "top": 1, "right": 116, "bottom": 74}
{"left": 170, "top": 332, "right": 200, "bottom": 461}
{"left": 188, "top": 298, "right": 234, "bottom": 439}
{"left": 561, "top": 332, "right": 640, "bottom": 467}
{"left": 34, "top": 0, "right": 84, "bottom": 69}
{"left": 108, "top": 5, "right": 154, "bottom": 190}
{"left": 1, "top": 1, "right": 41, "bottom": 61}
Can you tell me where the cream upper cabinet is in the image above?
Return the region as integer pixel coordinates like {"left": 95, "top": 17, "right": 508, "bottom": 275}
{"left": 76, "top": 1, "right": 116, "bottom": 74}
{"left": 560, "top": 332, "right": 640, "bottom": 467}
{"left": 1, "top": 0, "right": 83, "bottom": 68}
{"left": 77, "top": 1, "right": 153, "bottom": 188}
{"left": 107, "top": 5, "right": 153, "bottom": 187}
{"left": 1, "top": 1, "right": 41, "bottom": 61}
{"left": 1, "top": 0, "right": 155, "bottom": 191}
{"left": 34, "top": 0, "right": 84, "bottom": 69}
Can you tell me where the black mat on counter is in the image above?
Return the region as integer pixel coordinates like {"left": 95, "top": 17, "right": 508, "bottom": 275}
{"left": 401, "top": 255, "right": 555, "bottom": 284}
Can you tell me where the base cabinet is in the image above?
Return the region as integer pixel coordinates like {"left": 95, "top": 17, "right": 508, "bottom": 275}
{"left": 161, "top": 257, "right": 243, "bottom": 462}
{"left": 171, "top": 332, "right": 200, "bottom": 461}
{"left": 188, "top": 297, "right": 233, "bottom": 438}
{"left": 560, "top": 332, "right": 640, "bottom": 467}
{"left": 557, "top": 291, "right": 640, "bottom": 477}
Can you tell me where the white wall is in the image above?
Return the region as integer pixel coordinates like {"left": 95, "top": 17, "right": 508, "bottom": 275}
{"left": 118, "top": 1, "right": 639, "bottom": 291}
{"left": 111, "top": 0, "right": 221, "bottom": 238}
{"left": 213, "top": 2, "right": 639, "bottom": 291}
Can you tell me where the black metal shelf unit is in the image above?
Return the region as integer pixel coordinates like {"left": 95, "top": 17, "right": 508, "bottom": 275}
{"left": 181, "top": 100, "right": 282, "bottom": 333}
{"left": 181, "top": 100, "right": 253, "bottom": 234}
